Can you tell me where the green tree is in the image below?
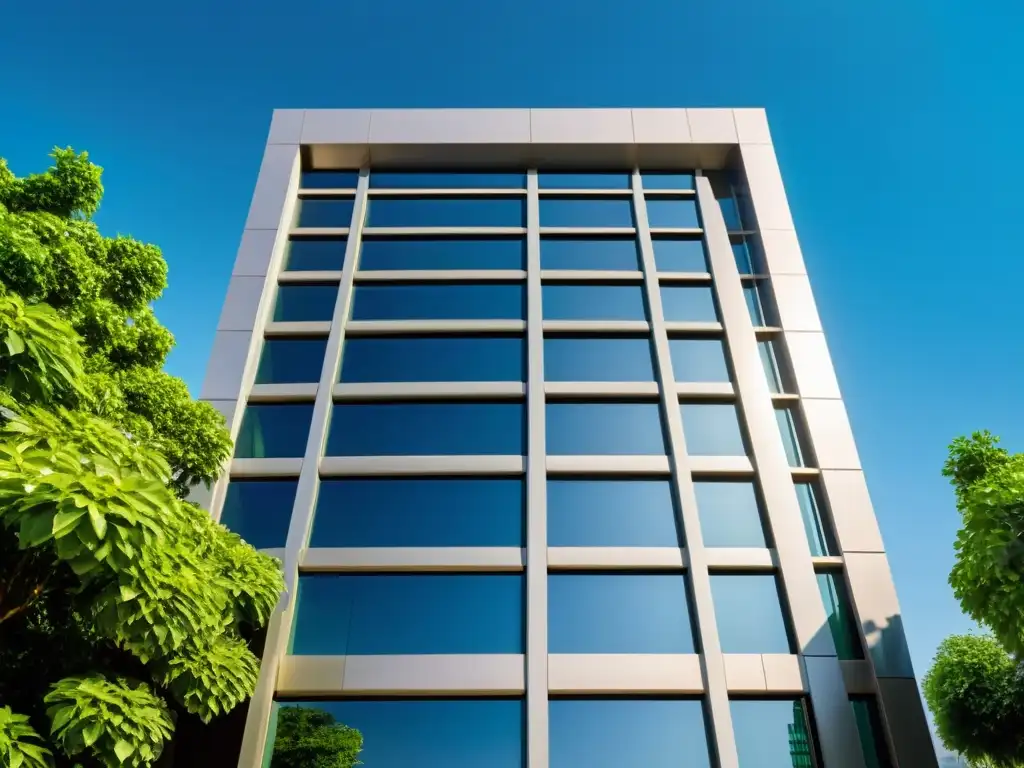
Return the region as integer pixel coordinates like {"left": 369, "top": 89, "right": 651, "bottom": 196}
{"left": 270, "top": 707, "right": 363, "bottom": 768}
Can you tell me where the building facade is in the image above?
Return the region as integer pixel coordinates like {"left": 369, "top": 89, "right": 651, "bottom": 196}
{"left": 196, "top": 108, "right": 938, "bottom": 767}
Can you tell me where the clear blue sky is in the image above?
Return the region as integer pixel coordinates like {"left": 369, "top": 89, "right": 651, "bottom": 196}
{"left": 1, "top": 0, "right": 1020, "bottom": 746}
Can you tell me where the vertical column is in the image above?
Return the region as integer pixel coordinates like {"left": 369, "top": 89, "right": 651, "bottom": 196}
{"left": 237, "top": 169, "right": 370, "bottom": 768}
{"left": 525, "top": 170, "right": 549, "bottom": 768}
{"left": 632, "top": 170, "right": 739, "bottom": 768}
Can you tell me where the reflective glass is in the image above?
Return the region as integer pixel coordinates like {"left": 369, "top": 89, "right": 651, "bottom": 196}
{"left": 326, "top": 402, "right": 525, "bottom": 456}
{"left": 758, "top": 339, "right": 784, "bottom": 393}
{"left": 550, "top": 699, "right": 711, "bottom": 768}
{"left": 544, "top": 337, "right": 655, "bottom": 382}
{"left": 296, "top": 198, "right": 355, "bottom": 228}
{"left": 646, "top": 198, "right": 700, "bottom": 229}
{"left": 273, "top": 284, "right": 338, "bottom": 322}
{"left": 365, "top": 197, "right": 524, "bottom": 227}
{"left": 358, "top": 237, "right": 525, "bottom": 271}
{"left": 340, "top": 335, "right": 525, "bottom": 382}
{"left": 300, "top": 170, "right": 359, "bottom": 189}
{"left": 540, "top": 237, "right": 640, "bottom": 271}
{"left": 796, "top": 482, "right": 836, "bottom": 556}
{"left": 732, "top": 700, "right": 817, "bottom": 767}
{"left": 310, "top": 478, "right": 524, "bottom": 547}
{"left": 351, "top": 283, "right": 525, "bottom": 321}
{"left": 549, "top": 574, "right": 696, "bottom": 653}
{"left": 539, "top": 198, "right": 634, "bottom": 228}
{"left": 234, "top": 404, "right": 313, "bottom": 459}
{"left": 776, "top": 405, "right": 807, "bottom": 467}
{"left": 711, "top": 574, "right": 792, "bottom": 653}
{"left": 219, "top": 479, "right": 296, "bottom": 550}
{"left": 284, "top": 238, "right": 347, "bottom": 271}
{"left": 818, "top": 572, "right": 863, "bottom": 660}
{"left": 538, "top": 172, "right": 632, "bottom": 190}
{"left": 707, "top": 171, "right": 745, "bottom": 231}
{"left": 660, "top": 285, "right": 718, "bottom": 323}
{"left": 255, "top": 338, "right": 327, "bottom": 384}
{"left": 744, "top": 282, "right": 766, "bottom": 325}
{"left": 292, "top": 574, "right": 523, "bottom": 654}
{"left": 370, "top": 171, "right": 525, "bottom": 189}
{"left": 642, "top": 171, "right": 695, "bottom": 190}
{"left": 547, "top": 403, "right": 666, "bottom": 455}
{"left": 270, "top": 700, "right": 524, "bottom": 768}
{"left": 547, "top": 479, "right": 681, "bottom": 547}
{"left": 851, "top": 698, "right": 893, "bottom": 768}
{"left": 732, "top": 236, "right": 754, "bottom": 273}
{"left": 652, "top": 237, "right": 707, "bottom": 272}
{"left": 693, "top": 482, "right": 767, "bottom": 548}
{"left": 680, "top": 403, "right": 746, "bottom": 456}
{"left": 669, "top": 338, "right": 730, "bottom": 382}
{"left": 542, "top": 284, "right": 646, "bottom": 321}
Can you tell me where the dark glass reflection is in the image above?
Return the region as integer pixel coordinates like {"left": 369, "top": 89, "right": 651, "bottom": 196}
{"left": 311, "top": 478, "right": 524, "bottom": 547}
{"left": 255, "top": 338, "right": 327, "bottom": 384}
{"left": 538, "top": 172, "right": 631, "bottom": 190}
{"left": 660, "top": 286, "right": 718, "bottom": 323}
{"left": 744, "top": 282, "right": 766, "bottom": 325}
{"left": 540, "top": 198, "right": 634, "bottom": 228}
{"left": 548, "top": 479, "right": 681, "bottom": 547}
{"left": 326, "top": 402, "right": 525, "bottom": 456}
{"left": 731, "top": 699, "right": 817, "bottom": 767}
{"left": 669, "top": 338, "right": 730, "bottom": 382}
{"left": 219, "top": 479, "right": 296, "bottom": 550}
{"left": 646, "top": 198, "right": 700, "bottom": 229}
{"left": 732, "top": 236, "right": 754, "bottom": 274}
{"left": 851, "top": 698, "right": 893, "bottom": 768}
{"left": 707, "top": 170, "right": 745, "bottom": 231}
{"left": 540, "top": 237, "right": 640, "bottom": 271}
{"left": 818, "top": 572, "right": 863, "bottom": 660}
{"left": 652, "top": 237, "right": 707, "bottom": 272}
{"left": 285, "top": 238, "right": 347, "bottom": 271}
{"left": 300, "top": 170, "right": 359, "bottom": 189}
{"left": 758, "top": 339, "right": 784, "bottom": 393}
{"left": 292, "top": 574, "right": 524, "bottom": 654}
{"left": 550, "top": 699, "right": 711, "bottom": 768}
{"left": 351, "top": 283, "right": 525, "bottom": 321}
{"left": 693, "top": 482, "right": 767, "bottom": 548}
{"left": 358, "top": 237, "right": 525, "bottom": 270}
{"left": 544, "top": 337, "right": 655, "bottom": 382}
{"left": 796, "top": 482, "right": 836, "bottom": 557}
{"left": 271, "top": 700, "right": 524, "bottom": 768}
{"left": 549, "top": 574, "right": 696, "bottom": 653}
{"left": 711, "top": 575, "right": 792, "bottom": 653}
{"left": 296, "top": 198, "right": 355, "bottom": 228}
{"left": 365, "top": 197, "right": 525, "bottom": 227}
{"left": 546, "top": 403, "right": 666, "bottom": 455}
{"left": 542, "top": 284, "right": 646, "bottom": 321}
{"left": 340, "top": 336, "right": 525, "bottom": 382}
{"left": 641, "top": 171, "right": 695, "bottom": 190}
{"left": 273, "top": 284, "right": 338, "bottom": 322}
{"left": 369, "top": 171, "right": 525, "bottom": 189}
{"left": 680, "top": 403, "right": 747, "bottom": 456}
{"left": 234, "top": 404, "right": 313, "bottom": 458}
{"left": 776, "top": 406, "right": 807, "bottom": 467}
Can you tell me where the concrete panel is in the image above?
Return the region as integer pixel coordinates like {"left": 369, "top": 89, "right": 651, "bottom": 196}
{"left": 687, "top": 455, "right": 755, "bottom": 474}
{"left": 530, "top": 108, "right": 634, "bottom": 144}
{"left": 762, "top": 654, "right": 804, "bottom": 692}
{"left": 548, "top": 654, "right": 703, "bottom": 694}
{"left": 724, "top": 654, "right": 766, "bottom": 692}
{"left": 334, "top": 382, "right": 526, "bottom": 400}
{"left": 772, "top": 275, "right": 823, "bottom": 332}
{"left": 232, "top": 228, "right": 281, "bottom": 278}
{"left": 277, "top": 655, "right": 345, "bottom": 696}
{"left": 230, "top": 458, "right": 303, "bottom": 477}
{"left": 342, "top": 654, "right": 526, "bottom": 694}
{"left": 267, "top": 109, "right": 304, "bottom": 145}
{"left": 631, "top": 108, "right": 692, "bottom": 144}
{"left": 687, "top": 108, "right": 738, "bottom": 144}
{"left": 673, "top": 382, "right": 736, "bottom": 398}
{"left": 739, "top": 143, "right": 796, "bottom": 231}
{"left": 760, "top": 229, "right": 807, "bottom": 276}
{"left": 217, "top": 275, "right": 269, "bottom": 332}
{"left": 876, "top": 678, "right": 940, "bottom": 768}
{"left": 347, "top": 319, "right": 526, "bottom": 335}
{"left": 200, "top": 331, "right": 253, "bottom": 401}
{"left": 300, "top": 547, "right": 525, "bottom": 571}
{"left": 840, "top": 660, "right": 876, "bottom": 695}
{"left": 244, "top": 144, "right": 301, "bottom": 231}
{"left": 544, "top": 382, "right": 660, "bottom": 398}
{"left": 370, "top": 109, "right": 531, "bottom": 144}
{"left": 319, "top": 455, "right": 526, "bottom": 476}
{"left": 733, "top": 108, "right": 772, "bottom": 145}
{"left": 280, "top": 270, "right": 345, "bottom": 283}
{"left": 786, "top": 332, "right": 842, "bottom": 400}
{"left": 541, "top": 269, "right": 644, "bottom": 282}
{"left": 804, "top": 657, "right": 870, "bottom": 768}
{"left": 248, "top": 383, "right": 318, "bottom": 402}
{"left": 264, "top": 321, "right": 331, "bottom": 337}
{"left": 844, "top": 553, "right": 916, "bottom": 678}
{"left": 703, "top": 547, "right": 774, "bottom": 570}
{"left": 802, "top": 399, "right": 862, "bottom": 470}
{"left": 821, "top": 471, "right": 886, "bottom": 553}
{"left": 357, "top": 269, "right": 526, "bottom": 282}
{"left": 545, "top": 455, "right": 672, "bottom": 475}
{"left": 542, "top": 320, "right": 650, "bottom": 334}
{"left": 547, "top": 547, "right": 685, "bottom": 570}
{"left": 300, "top": 109, "right": 372, "bottom": 145}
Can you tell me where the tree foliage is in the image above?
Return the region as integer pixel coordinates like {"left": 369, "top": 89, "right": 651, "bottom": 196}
{"left": 271, "top": 707, "right": 363, "bottom": 768}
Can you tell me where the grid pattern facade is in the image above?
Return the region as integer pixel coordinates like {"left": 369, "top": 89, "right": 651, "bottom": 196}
{"left": 197, "top": 109, "right": 938, "bottom": 768}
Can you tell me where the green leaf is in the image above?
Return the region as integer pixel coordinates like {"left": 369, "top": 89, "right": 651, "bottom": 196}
{"left": 51, "top": 507, "right": 86, "bottom": 537}
{"left": 6, "top": 328, "right": 25, "bottom": 355}
{"left": 113, "top": 740, "right": 134, "bottom": 762}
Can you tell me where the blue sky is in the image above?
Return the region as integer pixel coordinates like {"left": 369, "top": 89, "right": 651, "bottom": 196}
{"left": 1, "top": 0, "right": 1021, "bottom": 749}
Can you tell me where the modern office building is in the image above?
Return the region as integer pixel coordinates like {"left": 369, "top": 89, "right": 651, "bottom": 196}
{"left": 197, "top": 108, "right": 938, "bottom": 767}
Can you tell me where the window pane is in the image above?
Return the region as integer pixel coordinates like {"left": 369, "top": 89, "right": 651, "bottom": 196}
{"left": 255, "top": 338, "right": 327, "bottom": 384}
{"left": 548, "top": 479, "right": 681, "bottom": 547}
{"left": 550, "top": 699, "right": 711, "bottom": 768}
{"left": 271, "top": 700, "right": 524, "bottom": 768}
{"left": 296, "top": 198, "right": 354, "bottom": 228}
{"left": 549, "top": 574, "right": 696, "bottom": 653}
{"left": 370, "top": 171, "right": 525, "bottom": 189}
{"left": 285, "top": 238, "right": 347, "bottom": 271}
{"left": 340, "top": 335, "right": 525, "bottom": 382}
{"left": 365, "top": 197, "right": 524, "bottom": 227}
{"left": 693, "top": 482, "right": 767, "bottom": 548}
{"left": 219, "top": 480, "right": 296, "bottom": 550}
{"left": 642, "top": 171, "right": 695, "bottom": 190}
{"left": 544, "top": 337, "right": 655, "bottom": 382}
{"left": 539, "top": 172, "right": 631, "bottom": 190}
{"left": 358, "top": 237, "right": 525, "bottom": 270}
{"left": 273, "top": 284, "right": 338, "bottom": 322}
{"left": 707, "top": 171, "right": 745, "bottom": 232}
{"left": 351, "top": 283, "right": 525, "bottom": 321}
{"left": 547, "top": 403, "right": 666, "bottom": 455}
{"left": 300, "top": 170, "right": 359, "bottom": 189}
{"left": 732, "top": 700, "right": 817, "bottom": 767}
{"left": 732, "top": 236, "right": 754, "bottom": 274}
{"left": 711, "top": 574, "right": 792, "bottom": 653}
{"left": 646, "top": 198, "right": 700, "bottom": 229}
{"left": 818, "top": 573, "right": 863, "bottom": 660}
{"left": 542, "top": 284, "right": 646, "bottom": 321}
{"left": 652, "top": 237, "right": 707, "bottom": 272}
{"left": 744, "top": 282, "right": 766, "bottom": 325}
{"left": 759, "top": 339, "right": 784, "bottom": 393}
{"left": 311, "top": 478, "right": 523, "bottom": 547}
{"left": 680, "top": 403, "right": 746, "bottom": 456}
{"left": 796, "top": 482, "right": 836, "bottom": 556}
{"left": 776, "top": 405, "right": 807, "bottom": 467}
{"left": 660, "top": 286, "right": 717, "bottom": 323}
{"left": 326, "top": 402, "right": 524, "bottom": 456}
{"left": 540, "top": 198, "right": 634, "bottom": 228}
{"left": 292, "top": 574, "right": 523, "bottom": 654}
{"left": 234, "top": 404, "right": 313, "bottom": 459}
{"left": 851, "top": 698, "right": 893, "bottom": 768}
{"left": 669, "top": 338, "right": 729, "bottom": 382}
{"left": 540, "top": 237, "right": 640, "bottom": 270}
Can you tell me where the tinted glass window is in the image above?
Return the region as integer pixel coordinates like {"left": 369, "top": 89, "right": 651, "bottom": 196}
{"left": 539, "top": 172, "right": 631, "bottom": 190}
{"left": 542, "top": 284, "right": 646, "bottom": 321}
{"left": 296, "top": 198, "right": 355, "bottom": 228}
{"left": 311, "top": 478, "right": 524, "bottom": 547}
{"left": 641, "top": 171, "right": 695, "bottom": 190}
{"left": 300, "top": 170, "right": 359, "bottom": 189}
{"left": 234, "top": 404, "right": 313, "bottom": 459}
{"left": 326, "top": 402, "right": 525, "bottom": 456}
{"left": 550, "top": 699, "right": 711, "bottom": 768}
{"left": 744, "top": 282, "right": 766, "bottom": 325}
{"left": 660, "top": 285, "right": 718, "bottom": 323}
{"left": 370, "top": 171, "right": 525, "bottom": 189}
{"left": 652, "top": 237, "right": 707, "bottom": 272}
{"left": 547, "top": 403, "right": 666, "bottom": 455}
{"left": 711, "top": 574, "right": 792, "bottom": 653}
{"left": 818, "top": 572, "right": 863, "bottom": 660}
{"left": 646, "top": 198, "right": 700, "bottom": 229}
{"left": 285, "top": 238, "right": 347, "bottom": 271}
{"left": 273, "top": 284, "right": 338, "bottom": 322}
{"left": 548, "top": 479, "right": 681, "bottom": 547}
{"left": 365, "top": 197, "right": 525, "bottom": 227}
{"left": 544, "top": 337, "right": 655, "bottom": 382}
{"left": 851, "top": 698, "right": 893, "bottom": 768}
{"left": 732, "top": 700, "right": 817, "bottom": 767}
{"left": 292, "top": 574, "right": 523, "bottom": 654}
{"left": 693, "top": 482, "right": 767, "bottom": 548}
{"left": 340, "top": 336, "right": 525, "bottom": 382}
{"left": 669, "top": 338, "right": 730, "bottom": 382}
{"left": 540, "top": 237, "right": 640, "bottom": 271}
{"left": 776, "top": 405, "right": 807, "bottom": 467}
{"left": 219, "top": 479, "right": 296, "bottom": 550}
{"left": 255, "top": 338, "right": 327, "bottom": 384}
{"left": 759, "top": 339, "right": 784, "bottom": 393}
{"left": 549, "top": 574, "right": 696, "bottom": 653}
{"left": 796, "top": 482, "right": 836, "bottom": 557}
{"left": 358, "top": 237, "right": 525, "bottom": 271}
{"left": 732, "top": 236, "right": 754, "bottom": 274}
{"left": 351, "top": 283, "right": 525, "bottom": 321}
{"left": 680, "top": 403, "right": 746, "bottom": 456}
{"left": 540, "top": 198, "right": 634, "bottom": 228}
{"left": 707, "top": 171, "right": 745, "bottom": 232}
